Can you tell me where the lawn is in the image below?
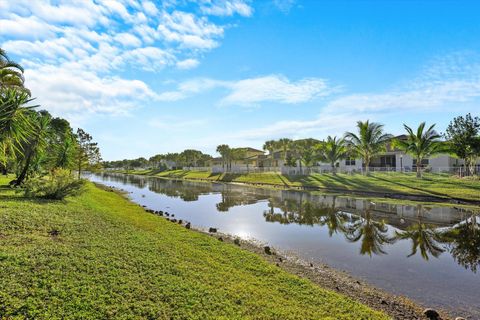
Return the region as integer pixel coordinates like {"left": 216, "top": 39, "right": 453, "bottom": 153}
{"left": 0, "top": 176, "right": 386, "bottom": 319}
{"left": 116, "top": 169, "right": 480, "bottom": 202}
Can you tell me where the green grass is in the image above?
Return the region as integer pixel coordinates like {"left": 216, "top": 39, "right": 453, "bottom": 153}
{"left": 0, "top": 176, "right": 386, "bottom": 319}
{"left": 115, "top": 169, "right": 480, "bottom": 202}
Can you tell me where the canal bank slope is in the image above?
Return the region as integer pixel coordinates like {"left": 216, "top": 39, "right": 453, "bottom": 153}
{"left": 0, "top": 177, "right": 391, "bottom": 319}
{"left": 112, "top": 169, "right": 480, "bottom": 205}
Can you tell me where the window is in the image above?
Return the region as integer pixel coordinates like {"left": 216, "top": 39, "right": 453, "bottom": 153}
{"left": 413, "top": 159, "right": 429, "bottom": 167}
{"left": 345, "top": 158, "right": 356, "bottom": 166}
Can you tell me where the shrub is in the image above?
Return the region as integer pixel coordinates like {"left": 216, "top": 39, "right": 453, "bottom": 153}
{"left": 24, "top": 169, "right": 86, "bottom": 200}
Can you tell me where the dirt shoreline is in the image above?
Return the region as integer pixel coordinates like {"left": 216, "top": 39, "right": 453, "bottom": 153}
{"left": 195, "top": 230, "right": 454, "bottom": 320}
{"left": 95, "top": 182, "right": 457, "bottom": 320}
{"left": 114, "top": 171, "right": 480, "bottom": 206}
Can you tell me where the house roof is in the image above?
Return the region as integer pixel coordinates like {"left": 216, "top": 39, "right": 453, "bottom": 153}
{"left": 242, "top": 147, "right": 264, "bottom": 153}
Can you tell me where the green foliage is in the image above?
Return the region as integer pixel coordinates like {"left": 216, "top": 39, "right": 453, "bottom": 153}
{"left": 445, "top": 113, "right": 480, "bottom": 176}
{"left": 345, "top": 121, "right": 393, "bottom": 174}
{"left": 23, "top": 169, "right": 86, "bottom": 200}
{"left": 395, "top": 122, "right": 446, "bottom": 178}
{"left": 0, "top": 48, "right": 30, "bottom": 94}
{"left": 319, "top": 136, "right": 347, "bottom": 173}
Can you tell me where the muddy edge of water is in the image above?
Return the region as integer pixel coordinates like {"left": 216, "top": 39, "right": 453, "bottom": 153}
{"left": 95, "top": 182, "right": 456, "bottom": 320}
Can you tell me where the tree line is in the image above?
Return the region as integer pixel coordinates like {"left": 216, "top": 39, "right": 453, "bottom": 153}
{"left": 103, "top": 149, "right": 212, "bottom": 171}
{"left": 0, "top": 48, "right": 101, "bottom": 186}
{"left": 107, "top": 115, "right": 480, "bottom": 179}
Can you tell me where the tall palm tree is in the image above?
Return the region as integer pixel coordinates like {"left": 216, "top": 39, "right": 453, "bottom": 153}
{"left": 345, "top": 120, "right": 392, "bottom": 175}
{"left": 0, "top": 48, "right": 29, "bottom": 94}
{"left": 320, "top": 136, "right": 347, "bottom": 175}
{"left": 263, "top": 140, "right": 277, "bottom": 167}
{"left": 277, "top": 138, "right": 292, "bottom": 163}
{"left": 395, "top": 122, "right": 445, "bottom": 178}
{"left": 216, "top": 144, "right": 230, "bottom": 171}
{"left": 0, "top": 89, "right": 38, "bottom": 173}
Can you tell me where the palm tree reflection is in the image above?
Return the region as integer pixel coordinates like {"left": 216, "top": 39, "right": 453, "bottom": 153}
{"left": 395, "top": 223, "right": 445, "bottom": 260}
{"left": 344, "top": 206, "right": 395, "bottom": 256}
{"left": 442, "top": 213, "right": 480, "bottom": 273}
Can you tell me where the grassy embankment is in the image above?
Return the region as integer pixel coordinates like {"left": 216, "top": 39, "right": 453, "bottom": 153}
{"left": 0, "top": 176, "right": 386, "bottom": 319}
{"left": 115, "top": 169, "right": 480, "bottom": 203}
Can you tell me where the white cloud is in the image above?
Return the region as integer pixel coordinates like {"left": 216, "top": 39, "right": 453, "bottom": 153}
{"left": 221, "top": 75, "right": 333, "bottom": 105}
{"left": 142, "top": 1, "right": 159, "bottom": 16}
{"left": 0, "top": 0, "right": 252, "bottom": 119}
{"left": 200, "top": 0, "right": 253, "bottom": 17}
{"left": 176, "top": 58, "right": 200, "bottom": 69}
{"left": 153, "top": 75, "right": 334, "bottom": 105}
{"left": 117, "top": 47, "right": 175, "bottom": 71}
{"left": 233, "top": 52, "right": 480, "bottom": 142}
{"left": 114, "top": 32, "right": 142, "bottom": 47}
{"left": 24, "top": 65, "right": 158, "bottom": 118}
{"left": 0, "top": 14, "right": 58, "bottom": 40}
{"left": 157, "top": 11, "right": 224, "bottom": 49}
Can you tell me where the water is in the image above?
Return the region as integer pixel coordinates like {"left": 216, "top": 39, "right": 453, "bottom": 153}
{"left": 87, "top": 172, "right": 480, "bottom": 318}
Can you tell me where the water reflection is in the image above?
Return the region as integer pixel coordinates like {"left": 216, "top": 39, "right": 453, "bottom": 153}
{"left": 93, "top": 172, "right": 480, "bottom": 272}
{"left": 344, "top": 208, "right": 396, "bottom": 256}
{"left": 443, "top": 215, "right": 480, "bottom": 273}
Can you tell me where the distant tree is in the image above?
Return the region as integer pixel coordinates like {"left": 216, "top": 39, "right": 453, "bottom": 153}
{"left": 395, "top": 122, "right": 445, "bottom": 178}
{"left": 277, "top": 138, "right": 292, "bottom": 163}
{"left": 293, "top": 139, "right": 322, "bottom": 172}
{"left": 216, "top": 144, "right": 230, "bottom": 171}
{"left": 181, "top": 149, "right": 203, "bottom": 167}
{"left": 263, "top": 140, "right": 277, "bottom": 167}
{"left": 445, "top": 113, "right": 480, "bottom": 176}
{"left": 75, "top": 128, "right": 100, "bottom": 178}
{"left": 229, "top": 148, "right": 247, "bottom": 170}
{"left": 319, "top": 136, "right": 347, "bottom": 175}
{"left": 345, "top": 120, "right": 392, "bottom": 175}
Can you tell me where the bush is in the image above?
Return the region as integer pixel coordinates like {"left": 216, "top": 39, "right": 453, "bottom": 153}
{"left": 24, "top": 169, "right": 86, "bottom": 200}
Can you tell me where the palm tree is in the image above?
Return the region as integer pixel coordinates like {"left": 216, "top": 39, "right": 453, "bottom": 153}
{"left": 54, "top": 133, "right": 77, "bottom": 169}
{"left": 0, "top": 48, "right": 29, "bottom": 94}
{"left": 0, "top": 89, "right": 38, "bottom": 174}
{"left": 345, "top": 120, "right": 392, "bottom": 175}
{"left": 277, "top": 138, "right": 292, "bottom": 163}
{"left": 263, "top": 140, "right": 277, "bottom": 167}
{"left": 320, "top": 136, "right": 347, "bottom": 175}
{"left": 13, "top": 112, "right": 51, "bottom": 186}
{"left": 395, "top": 122, "right": 445, "bottom": 178}
{"left": 293, "top": 138, "right": 322, "bottom": 173}
{"left": 216, "top": 144, "right": 230, "bottom": 171}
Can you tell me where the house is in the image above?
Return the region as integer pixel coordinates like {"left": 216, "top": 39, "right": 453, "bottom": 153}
{"left": 211, "top": 147, "right": 266, "bottom": 173}
{"left": 337, "top": 135, "right": 465, "bottom": 173}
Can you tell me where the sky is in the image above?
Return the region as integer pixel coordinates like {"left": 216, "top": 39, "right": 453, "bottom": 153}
{"left": 1, "top": 0, "right": 480, "bottom": 160}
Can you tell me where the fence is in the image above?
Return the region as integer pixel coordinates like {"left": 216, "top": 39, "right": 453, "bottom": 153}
{"left": 183, "top": 165, "right": 479, "bottom": 176}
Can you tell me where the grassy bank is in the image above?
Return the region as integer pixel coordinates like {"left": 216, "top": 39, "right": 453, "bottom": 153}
{"left": 0, "top": 177, "right": 386, "bottom": 319}
{"left": 114, "top": 169, "right": 480, "bottom": 203}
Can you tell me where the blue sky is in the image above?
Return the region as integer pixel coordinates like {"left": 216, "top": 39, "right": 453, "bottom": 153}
{"left": 1, "top": 0, "right": 480, "bottom": 160}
